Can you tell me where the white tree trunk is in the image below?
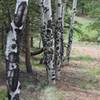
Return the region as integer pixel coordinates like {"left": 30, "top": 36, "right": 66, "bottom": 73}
{"left": 60, "top": 0, "right": 67, "bottom": 64}
{"left": 62, "top": 0, "right": 67, "bottom": 28}
{"left": 5, "top": 0, "right": 28, "bottom": 99}
{"left": 55, "top": 0, "right": 63, "bottom": 79}
{"left": 66, "top": 0, "right": 77, "bottom": 63}
{"left": 39, "top": 0, "right": 56, "bottom": 84}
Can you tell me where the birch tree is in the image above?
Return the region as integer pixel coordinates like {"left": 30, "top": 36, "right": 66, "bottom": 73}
{"left": 5, "top": 0, "right": 28, "bottom": 99}
{"left": 39, "top": 0, "right": 56, "bottom": 84}
{"left": 55, "top": 0, "right": 63, "bottom": 79}
{"left": 60, "top": 0, "right": 67, "bottom": 64}
{"left": 66, "top": 0, "right": 77, "bottom": 63}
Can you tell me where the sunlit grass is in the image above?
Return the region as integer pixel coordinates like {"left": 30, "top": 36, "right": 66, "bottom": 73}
{"left": 40, "top": 86, "right": 64, "bottom": 100}
{"left": 71, "top": 55, "right": 96, "bottom": 62}
{"left": 87, "top": 68, "right": 100, "bottom": 77}
{"left": 0, "top": 88, "right": 7, "bottom": 100}
{"left": 31, "top": 54, "right": 45, "bottom": 70}
{"left": 76, "top": 17, "right": 92, "bottom": 24}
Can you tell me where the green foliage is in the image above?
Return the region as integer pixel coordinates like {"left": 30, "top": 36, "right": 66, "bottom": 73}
{"left": 40, "top": 86, "right": 64, "bottom": 100}
{"left": 0, "top": 89, "right": 6, "bottom": 100}
{"left": 71, "top": 0, "right": 100, "bottom": 42}
{"left": 28, "top": 0, "right": 41, "bottom": 33}
{"left": 87, "top": 0, "right": 100, "bottom": 33}
{"left": 87, "top": 68, "right": 100, "bottom": 77}
{"left": 71, "top": 55, "right": 96, "bottom": 62}
{"left": 74, "top": 17, "right": 99, "bottom": 42}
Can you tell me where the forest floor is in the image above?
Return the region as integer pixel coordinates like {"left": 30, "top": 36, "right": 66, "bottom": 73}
{"left": 0, "top": 42, "right": 100, "bottom": 100}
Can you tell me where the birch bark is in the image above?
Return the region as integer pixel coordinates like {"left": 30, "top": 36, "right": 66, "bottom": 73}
{"left": 60, "top": 0, "right": 67, "bottom": 64}
{"left": 66, "top": 0, "right": 77, "bottom": 63}
{"left": 55, "top": 0, "right": 63, "bottom": 79}
{"left": 39, "top": 0, "right": 56, "bottom": 84}
{"left": 5, "top": 0, "right": 28, "bottom": 99}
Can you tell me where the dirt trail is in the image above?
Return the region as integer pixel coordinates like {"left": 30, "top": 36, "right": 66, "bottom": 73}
{"left": 72, "top": 43, "right": 100, "bottom": 58}
{"left": 57, "top": 43, "right": 100, "bottom": 100}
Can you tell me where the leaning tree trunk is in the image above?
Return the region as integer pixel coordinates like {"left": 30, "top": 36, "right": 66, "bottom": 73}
{"left": 66, "top": 0, "right": 77, "bottom": 63}
{"left": 39, "top": 0, "right": 56, "bottom": 84}
{"left": 5, "top": 0, "right": 28, "bottom": 99}
{"left": 55, "top": 0, "right": 63, "bottom": 79}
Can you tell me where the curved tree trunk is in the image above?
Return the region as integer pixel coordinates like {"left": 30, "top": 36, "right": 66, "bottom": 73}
{"left": 31, "top": 48, "right": 44, "bottom": 56}
{"left": 39, "top": 0, "right": 56, "bottom": 85}
{"left": 5, "top": 0, "right": 28, "bottom": 99}
{"left": 66, "top": 0, "right": 77, "bottom": 63}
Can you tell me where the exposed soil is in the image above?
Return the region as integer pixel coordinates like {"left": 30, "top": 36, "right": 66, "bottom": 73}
{"left": 0, "top": 43, "right": 100, "bottom": 100}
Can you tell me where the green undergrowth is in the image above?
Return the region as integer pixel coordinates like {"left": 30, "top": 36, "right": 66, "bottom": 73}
{"left": 39, "top": 86, "right": 65, "bottom": 100}
{"left": 87, "top": 68, "right": 100, "bottom": 77}
{"left": 71, "top": 55, "right": 96, "bottom": 62}
{"left": 31, "top": 53, "right": 45, "bottom": 71}
{"left": 20, "top": 52, "right": 44, "bottom": 71}
{"left": 31, "top": 54, "right": 44, "bottom": 70}
{"left": 77, "top": 69, "right": 99, "bottom": 90}
{"left": 75, "top": 17, "right": 99, "bottom": 42}
{"left": 0, "top": 88, "right": 7, "bottom": 100}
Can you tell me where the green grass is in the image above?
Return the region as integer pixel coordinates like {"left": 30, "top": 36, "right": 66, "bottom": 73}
{"left": 0, "top": 48, "right": 6, "bottom": 99}
{"left": 31, "top": 54, "right": 45, "bottom": 70}
{"left": 40, "top": 86, "right": 64, "bottom": 100}
{"left": 79, "top": 67, "right": 100, "bottom": 90}
{"left": 31, "top": 60, "right": 44, "bottom": 69}
{"left": 71, "top": 55, "right": 96, "bottom": 62}
{"left": 76, "top": 17, "right": 92, "bottom": 24}
{"left": 64, "top": 16, "right": 98, "bottom": 42}
{"left": 87, "top": 68, "right": 100, "bottom": 77}
{"left": 0, "top": 89, "right": 7, "bottom": 100}
{"left": 80, "top": 81, "right": 96, "bottom": 90}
